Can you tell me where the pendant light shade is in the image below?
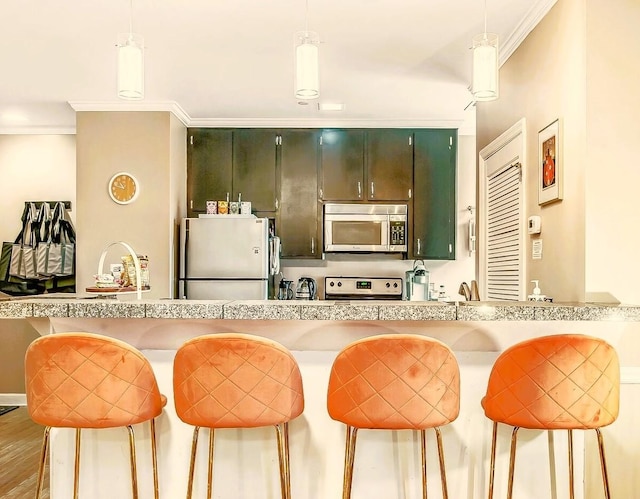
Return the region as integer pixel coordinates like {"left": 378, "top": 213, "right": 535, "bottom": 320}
{"left": 472, "top": 32, "right": 499, "bottom": 101}
{"left": 117, "top": 33, "right": 144, "bottom": 100}
{"left": 295, "top": 31, "right": 320, "bottom": 100}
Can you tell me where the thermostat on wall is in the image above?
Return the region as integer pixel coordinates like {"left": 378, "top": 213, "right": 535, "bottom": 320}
{"left": 528, "top": 215, "right": 541, "bottom": 234}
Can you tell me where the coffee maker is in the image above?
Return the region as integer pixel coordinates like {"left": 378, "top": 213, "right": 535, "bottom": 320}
{"left": 405, "top": 260, "right": 430, "bottom": 301}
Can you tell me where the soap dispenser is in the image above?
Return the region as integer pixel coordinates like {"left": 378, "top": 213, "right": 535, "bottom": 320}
{"left": 527, "top": 280, "right": 546, "bottom": 302}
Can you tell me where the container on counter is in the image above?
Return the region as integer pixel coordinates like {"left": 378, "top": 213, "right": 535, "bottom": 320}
{"left": 205, "top": 200, "right": 218, "bottom": 214}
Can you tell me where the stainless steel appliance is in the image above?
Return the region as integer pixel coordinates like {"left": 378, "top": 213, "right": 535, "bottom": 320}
{"left": 323, "top": 203, "right": 407, "bottom": 253}
{"left": 295, "top": 277, "right": 317, "bottom": 300}
{"left": 405, "top": 260, "right": 430, "bottom": 301}
{"left": 324, "top": 276, "right": 403, "bottom": 300}
{"left": 179, "top": 215, "right": 273, "bottom": 300}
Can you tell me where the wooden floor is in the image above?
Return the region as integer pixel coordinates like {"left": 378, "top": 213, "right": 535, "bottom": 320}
{"left": 0, "top": 407, "right": 49, "bottom": 499}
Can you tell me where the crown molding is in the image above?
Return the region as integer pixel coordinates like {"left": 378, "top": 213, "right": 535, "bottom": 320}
{"left": 67, "top": 100, "right": 190, "bottom": 126}
{"left": 500, "top": 0, "right": 558, "bottom": 66}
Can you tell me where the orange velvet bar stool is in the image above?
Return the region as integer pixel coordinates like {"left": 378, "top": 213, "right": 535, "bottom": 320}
{"left": 25, "top": 332, "right": 166, "bottom": 499}
{"left": 327, "top": 334, "right": 460, "bottom": 499}
{"left": 173, "top": 333, "right": 304, "bottom": 499}
{"left": 482, "top": 334, "right": 620, "bottom": 499}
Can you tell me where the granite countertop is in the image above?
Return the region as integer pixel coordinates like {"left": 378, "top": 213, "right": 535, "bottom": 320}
{"left": 1, "top": 297, "right": 640, "bottom": 321}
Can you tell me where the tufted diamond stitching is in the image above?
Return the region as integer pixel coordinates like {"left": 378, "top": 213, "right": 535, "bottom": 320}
{"left": 173, "top": 334, "right": 304, "bottom": 429}
{"left": 25, "top": 333, "right": 164, "bottom": 429}
{"left": 327, "top": 335, "right": 460, "bottom": 430}
{"left": 482, "top": 334, "right": 620, "bottom": 430}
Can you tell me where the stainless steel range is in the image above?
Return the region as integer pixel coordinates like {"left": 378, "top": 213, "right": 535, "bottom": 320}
{"left": 324, "top": 276, "right": 403, "bottom": 300}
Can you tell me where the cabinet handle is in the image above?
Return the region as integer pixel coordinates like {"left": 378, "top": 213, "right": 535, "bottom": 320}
{"left": 275, "top": 198, "right": 279, "bottom": 210}
{"left": 190, "top": 199, "right": 193, "bottom": 209}
{"left": 417, "top": 238, "right": 421, "bottom": 254}
{"left": 238, "top": 192, "right": 242, "bottom": 203}
{"left": 311, "top": 237, "right": 315, "bottom": 254}
{"left": 449, "top": 243, "right": 453, "bottom": 254}
{"left": 370, "top": 182, "right": 375, "bottom": 198}
{"left": 408, "top": 188, "right": 412, "bottom": 199}
{"left": 226, "top": 192, "right": 230, "bottom": 203}
{"left": 319, "top": 188, "right": 324, "bottom": 199}
{"left": 357, "top": 181, "right": 362, "bottom": 198}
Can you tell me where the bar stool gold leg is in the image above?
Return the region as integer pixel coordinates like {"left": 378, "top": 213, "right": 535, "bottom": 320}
{"left": 275, "top": 422, "right": 292, "bottom": 499}
{"left": 506, "top": 427, "right": 519, "bottom": 499}
{"left": 126, "top": 425, "right": 139, "bottom": 499}
{"left": 568, "top": 429, "right": 574, "bottom": 499}
{"left": 487, "top": 422, "right": 498, "bottom": 499}
{"left": 150, "top": 419, "right": 159, "bottom": 499}
{"left": 186, "top": 426, "right": 200, "bottom": 499}
{"left": 420, "top": 429, "right": 427, "bottom": 499}
{"left": 342, "top": 426, "right": 358, "bottom": 499}
{"left": 35, "top": 426, "right": 51, "bottom": 499}
{"left": 596, "top": 428, "right": 612, "bottom": 499}
{"left": 73, "top": 428, "right": 81, "bottom": 499}
{"left": 207, "top": 428, "right": 215, "bottom": 499}
{"left": 434, "top": 427, "right": 449, "bottom": 499}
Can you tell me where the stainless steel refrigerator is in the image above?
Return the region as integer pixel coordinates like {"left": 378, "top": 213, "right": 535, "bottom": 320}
{"left": 179, "top": 215, "right": 271, "bottom": 300}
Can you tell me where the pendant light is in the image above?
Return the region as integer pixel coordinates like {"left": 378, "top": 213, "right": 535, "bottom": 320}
{"left": 117, "top": 0, "right": 144, "bottom": 100}
{"left": 472, "top": 0, "right": 499, "bottom": 101}
{"left": 294, "top": 0, "right": 319, "bottom": 100}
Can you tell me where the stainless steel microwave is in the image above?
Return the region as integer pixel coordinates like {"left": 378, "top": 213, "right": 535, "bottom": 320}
{"left": 324, "top": 203, "right": 407, "bottom": 253}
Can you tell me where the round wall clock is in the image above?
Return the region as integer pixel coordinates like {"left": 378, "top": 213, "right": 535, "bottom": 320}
{"left": 108, "top": 172, "right": 139, "bottom": 204}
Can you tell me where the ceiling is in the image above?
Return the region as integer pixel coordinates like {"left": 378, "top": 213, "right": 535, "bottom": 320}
{"left": 0, "top": 0, "right": 555, "bottom": 133}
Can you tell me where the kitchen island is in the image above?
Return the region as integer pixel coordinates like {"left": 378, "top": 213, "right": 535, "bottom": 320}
{"left": 2, "top": 298, "right": 640, "bottom": 498}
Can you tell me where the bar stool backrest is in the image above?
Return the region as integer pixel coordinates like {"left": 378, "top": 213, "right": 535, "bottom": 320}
{"left": 327, "top": 334, "right": 460, "bottom": 430}
{"left": 173, "top": 333, "right": 304, "bottom": 428}
{"left": 482, "top": 333, "right": 620, "bottom": 430}
{"left": 25, "top": 332, "right": 164, "bottom": 428}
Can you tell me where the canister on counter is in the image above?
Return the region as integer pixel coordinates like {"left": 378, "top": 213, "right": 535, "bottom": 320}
{"left": 121, "top": 254, "right": 150, "bottom": 288}
{"left": 217, "top": 200, "right": 228, "bottom": 214}
{"left": 229, "top": 201, "right": 239, "bottom": 214}
{"left": 240, "top": 201, "right": 252, "bottom": 215}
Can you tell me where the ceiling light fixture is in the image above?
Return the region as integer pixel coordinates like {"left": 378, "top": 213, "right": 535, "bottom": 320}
{"left": 472, "top": 0, "right": 499, "bottom": 101}
{"left": 117, "top": 0, "right": 144, "bottom": 100}
{"left": 294, "top": 0, "right": 319, "bottom": 100}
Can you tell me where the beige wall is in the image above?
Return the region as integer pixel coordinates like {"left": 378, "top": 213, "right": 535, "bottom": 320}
{"left": 585, "top": 0, "right": 640, "bottom": 304}
{"left": 0, "top": 134, "right": 76, "bottom": 242}
{"left": 477, "top": 0, "right": 588, "bottom": 302}
{"left": 76, "top": 112, "right": 186, "bottom": 299}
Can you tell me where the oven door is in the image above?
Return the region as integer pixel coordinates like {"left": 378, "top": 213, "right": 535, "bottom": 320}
{"left": 324, "top": 214, "right": 389, "bottom": 252}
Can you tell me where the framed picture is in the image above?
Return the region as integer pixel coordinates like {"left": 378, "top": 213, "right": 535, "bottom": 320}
{"left": 538, "top": 119, "right": 562, "bottom": 205}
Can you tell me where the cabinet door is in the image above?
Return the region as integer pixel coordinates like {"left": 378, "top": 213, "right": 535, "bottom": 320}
{"left": 232, "top": 130, "right": 277, "bottom": 212}
{"left": 187, "top": 129, "right": 232, "bottom": 217}
{"left": 279, "top": 130, "right": 320, "bottom": 258}
{"left": 412, "top": 129, "right": 457, "bottom": 260}
{"left": 366, "top": 129, "right": 413, "bottom": 201}
{"left": 320, "top": 130, "right": 364, "bottom": 201}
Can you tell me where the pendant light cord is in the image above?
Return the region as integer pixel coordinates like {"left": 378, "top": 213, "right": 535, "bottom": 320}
{"left": 305, "top": 0, "right": 309, "bottom": 34}
{"left": 483, "top": 0, "right": 488, "bottom": 36}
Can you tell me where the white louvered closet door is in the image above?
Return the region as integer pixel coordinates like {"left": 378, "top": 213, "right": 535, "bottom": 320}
{"left": 479, "top": 119, "right": 526, "bottom": 302}
{"left": 486, "top": 163, "right": 522, "bottom": 300}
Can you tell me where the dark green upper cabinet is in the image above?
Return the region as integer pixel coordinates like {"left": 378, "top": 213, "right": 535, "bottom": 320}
{"left": 366, "top": 130, "right": 413, "bottom": 201}
{"left": 232, "top": 129, "right": 278, "bottom": 212}
{"left": 320, "top": 130, "right": 365, "bottom": 201}
{"left": 412, "top": 129, "right": 457, "bottom": 260}
{"left": 187, "top": 129, "right": 232, "bottom": 216}
{"left": 278, "top": 130, "right": 320, "bottom": 258}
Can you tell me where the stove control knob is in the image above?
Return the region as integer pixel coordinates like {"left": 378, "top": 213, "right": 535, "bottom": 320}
{"left": 393, "top": 282, "right": 398, "bottom": 288}
{"left": 329, "top": 281, "right": 334, "bottom": 287}
{"left": 385, "top": 282, "right": 390, "bottom": 288}
{"left": 337, "top": 281, "right": 342, "bottom": 287}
